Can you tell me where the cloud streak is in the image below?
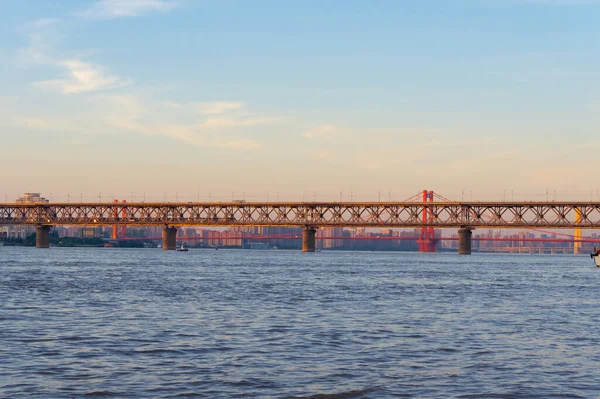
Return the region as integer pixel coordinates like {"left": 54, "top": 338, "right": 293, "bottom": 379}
{"left": 303, "top": 124, "right": 339, "bottom": 140}
{"left": 79, "top": 0, "right": 177, "bottom": 19}
{"left": 200, "top": 115, "right": 282, "bottom": 129}
{"left": 102, "top": 96, "right": 270, "bottom": 149}
{"left": 19, "top": 19, "right": 130, "bottom": 94}
{"left": 197, "top": 102, "right": 245, "bottom": 115}
{"left": 35, "top": 60, "right": 130, "bottom": 94}
{"left": 161, "top": 125, "right": 261, "bottom": 149}
{"left": 18, "top": 19, "right": 59, "bottom": 63}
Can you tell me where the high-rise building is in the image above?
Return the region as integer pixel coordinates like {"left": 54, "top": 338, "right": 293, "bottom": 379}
{"left": 15, "top": 193, "right": 49, "bottom": 204}
{"left": 320, "top": 227, "right": 344, "bottom": 249}
{"left": 2, "top": 193, "right": 50, "bottom": 238}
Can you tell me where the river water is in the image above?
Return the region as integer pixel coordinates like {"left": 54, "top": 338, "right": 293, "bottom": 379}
{"left": 1, "top": 247, "right": 599, "bottom": 398}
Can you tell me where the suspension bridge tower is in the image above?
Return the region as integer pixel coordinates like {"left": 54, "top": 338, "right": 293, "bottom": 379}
{"left": 416, "top": 190, "right": 439, "bottom": 252}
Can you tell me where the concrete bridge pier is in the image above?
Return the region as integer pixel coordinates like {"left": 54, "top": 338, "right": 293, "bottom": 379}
{"left": 302, "top": 226, "right": 317, "bottom": 252}
{"left": 162, "top": 226, "right": 178, "bottom": 250}
{"left": 458, "top": 227, "right": 473, "bottom": 255}
{"left": 36, "top": 225, "right": 51, "bottom": 248}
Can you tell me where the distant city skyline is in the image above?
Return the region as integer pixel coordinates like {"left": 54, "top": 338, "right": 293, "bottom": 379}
{"left": 2, "top": 0, "right": 600, "bottom": 200}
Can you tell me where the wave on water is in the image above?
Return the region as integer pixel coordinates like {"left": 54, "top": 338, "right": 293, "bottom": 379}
{"left": 285, "top": 388, "right": 375, "bottom": 399}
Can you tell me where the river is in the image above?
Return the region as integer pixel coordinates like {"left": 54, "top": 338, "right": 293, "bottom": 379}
{"left": 1, "top": 247, "right": 598, "bottom": 398}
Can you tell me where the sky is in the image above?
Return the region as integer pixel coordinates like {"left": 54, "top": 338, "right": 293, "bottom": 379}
{"left": 1, "top": 0, "right": 600, "bottom": 202}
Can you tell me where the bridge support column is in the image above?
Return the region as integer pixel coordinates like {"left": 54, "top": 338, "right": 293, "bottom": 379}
{"left": 162, "top": 226, "right": 178, "bottom": 250}
{"left": 36, "top": 225, "right": 51, "bottom": 248}
{"left": 458, "top": 227, "right": 472, "bottom": 255}
{"left": 302, "top": 227, "right": 317, "bottom": 252}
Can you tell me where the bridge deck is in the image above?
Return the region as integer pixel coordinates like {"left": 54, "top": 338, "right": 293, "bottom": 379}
{"left": 2, "top": 202, "right": 600, "bottom": 228}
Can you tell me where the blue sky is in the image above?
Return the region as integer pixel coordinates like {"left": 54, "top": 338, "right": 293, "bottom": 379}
{"left": 1, "top": 0, "right": 600, "bottom": 202}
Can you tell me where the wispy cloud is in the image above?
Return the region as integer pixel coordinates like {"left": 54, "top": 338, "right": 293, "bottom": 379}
{"left": 35, "top": 60, "right": 130, "bottom": 94}
{"left": 102, "top": 96, "right": 266, "bottom": 149}
{"left": 196, "top": 102, "right": 246, "bottom": 115}
{"left": 22, "top": 18, "right": 58, "bottom": 31}
{"left": 10, "top": 117, "right": 83, "bottom": 133}
{"left": 18, "top": 19, "right": 59, "bottom": 63}
{"left": 19, "top": 18, "right": 130, "bottom": 94}
{"left": 162, "top": 101, "right": 184, "bottom": 108}
{"left": 200, "top": 115, "right": 281, "bottom": 128}
{"left": 303, "top": 124, "right": 339, "bottom": 140}
{"left": 160, "top": 125, "right": 261, "bottom": 149}
{"left": 588, "top": 102, "right": 600, "bottom": 112}
{"left": 79, "top": 0, "right": 177, "bottom": 19}
{"left": 194, "top": 101, "right": 282, "bottom": 128}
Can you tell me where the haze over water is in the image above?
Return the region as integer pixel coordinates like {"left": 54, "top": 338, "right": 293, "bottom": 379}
{"left": 1, "top": 247, "right": 599, "bottom": 398}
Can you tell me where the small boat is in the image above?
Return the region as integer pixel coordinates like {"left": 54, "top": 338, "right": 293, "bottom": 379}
{"left": 591, "top": 247, "right": 600, "bottom": 267}
{"left": 177, "top": 243, "right": 188, "bottom": 252}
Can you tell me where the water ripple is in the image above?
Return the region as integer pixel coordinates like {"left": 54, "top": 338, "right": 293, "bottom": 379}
{"left": 1, "top": 248, "right": 599, "bottom": 398}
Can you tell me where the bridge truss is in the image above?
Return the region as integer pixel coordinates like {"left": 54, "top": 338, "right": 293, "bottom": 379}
{"left": 2, "top": 202, "right": 600, "bottom": 229}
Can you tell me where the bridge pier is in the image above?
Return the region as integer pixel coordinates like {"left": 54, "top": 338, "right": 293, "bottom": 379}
{"left": 302, "top": 227, "right": 317, "bottom": 252}
{"left": 162, "top": 226, "right": 178, "bottom": 250}
{"left": 458, "top": 227, "right": 472, "bottom": 255}
{"left": 36, "top": 225, "right": 51, "bottom": 248}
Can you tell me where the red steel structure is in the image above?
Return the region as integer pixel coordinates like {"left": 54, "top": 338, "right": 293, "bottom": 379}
{"left": 120, "top": 200, "right": 127, "bottom": 239}
{"left": 110, "top": 199, "right": 127, "bottom": 240}
{"left": 417, "top": 190, "right": 438, "bottom": 252}
{"left": 121, "top": 235, "right": 600, "bottom": 244}
{"left": 112, "top": 199, "right": 119, "bottom": 239}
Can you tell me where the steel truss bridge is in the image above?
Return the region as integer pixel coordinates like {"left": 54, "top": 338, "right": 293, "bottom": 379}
{"left": 2, "top": 202, "right": 600, "bottom": 229}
